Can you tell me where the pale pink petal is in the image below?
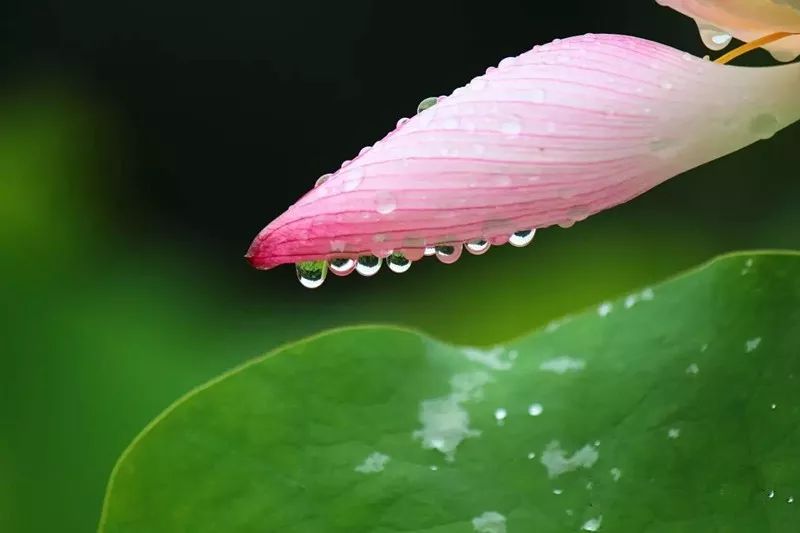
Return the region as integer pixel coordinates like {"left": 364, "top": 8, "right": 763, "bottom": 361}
{"left": 247, "top": 34, "right": 800, "bottom": 270}
{"left": 657, "top": 0, "right": 800, "bottom": 61}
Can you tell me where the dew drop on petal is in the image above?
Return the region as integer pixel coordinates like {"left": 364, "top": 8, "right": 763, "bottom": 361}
{"left": 500, "top": 120, "right": 522, "bottom": 135}
{"left": 315, "top": 173, "right": 332, "bottom": 188}
{"left": 750, "top": 113, "right": 779, "bottom": 140}
{"left": 356, "top": 255, "right": 382, "bottom": 276}
{"left": 396, "top": 117, "right": 410, "bottom": 128}
{"left": 424, "top": 246, "right": 437, "bottom": 257}
{"left": 697, "top": 22, "right": 732, "bottom": 51}
{"left": 435, "top": 244, "right": 463, "bottom": 264}
{"left": 375, "top": 191, "right": 397, "bottom": 215}
{"left": 387, "top": 252, "right": 411, "bottom": 273}
{"left": 417, "top": 96, "right": 438, "bottom": 114}
{"left": 466, "top": 240, "right": 490, "bottom": 255}
{"left": 329, "top": 257, "right": 356, "bottom": 276}
{"left": 341, "top": 168, "right": 364, "bottom": 191}
{"left": 509, "top": 229, "right": 535, "bottom": 247}
{"left": 296, "top": 260, "right": 328, "bottom": 288}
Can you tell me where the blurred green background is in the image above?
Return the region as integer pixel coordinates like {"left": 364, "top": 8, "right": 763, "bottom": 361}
{"left": 2, "top": 1, "right": 799, "bottom": 532}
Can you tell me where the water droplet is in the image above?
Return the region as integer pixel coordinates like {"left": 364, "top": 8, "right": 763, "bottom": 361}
{"left": 340, "top": 159, "right": 352, "bottom": 168}
{"left": 329, "top": 257, "right": 356, "bottom": 276}
{"left": 359, "top": 146, "right": 372, "bottom": 156}
{"left": 498, "top": 56, "right": 517, "bottom": 68}
{"left": 771, "top": 403, "right": 777, "bottom": 410}
{"left": 435, "top": 244, "right": 462, "bottom": 264}
{"left": 387, "top": 252, "right": 411, "bottom": 273}
{"left": 508, "top": 229, "right": 535, "bottom": 247}
{"left": 668, "top": 427, "right": 681, "bottom": 439}
{"left": 466, "top": 240, "right": 490, "bottom": 255}
{"left": 471, "top": 77, "right": 487, "bottom": 91}
{"left": 789, "top": 496, "right": 795, "bottom": 503}
{"left": 375, "top": 191, "right": 397, "bottom": 215}
{"left": 697, "top": 22, "right": 732, "bottom": 51}
{"left": 396, "top": 117, "right": 410, "bottom": 128}
{"left": 553, "top": 488, "right": 563, "bottom": 495}
{"left": 417, "top": 96, "right": 438, "bottom": 114}
{"left": 500, "top": 120, "right": 522, "bottom": 135}
{"left": 528, "top": 403, "right": 543, "bottom": 416}
{"left": 423, "top": 246, "right": 436, "bottom": 257}
{"left": 356, "top": 255, "right": 382, "bottom": 276}
{"left": 750, "top": 113, "right": 779, "bottom": 140}
{"left": 582, "top": 516, "right": 603, "bottom": 531}
{"left": 494, "top": 407, "right": 507, "bottom": 422}
{"left": 429, "top": 465, "right": 438, "bottom": 471}
{"left": 315, "top": 173, "right": 332, "bottom": 187}
{"left": 768, "top": 490, "right": 775, "bottom": 499}
{"left": 527, "top": 452, "right": 536, "bottom": 459}
{"left": 296, "top": 260, "right": 328, "bottom": 288}
{"left": 342, "top": 168, "right": 364, "bottom": 191}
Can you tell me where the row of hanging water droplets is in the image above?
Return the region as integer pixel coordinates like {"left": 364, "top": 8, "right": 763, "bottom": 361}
{"left": 295, "top": 91, "right": 537, "bottom": 288}
{"left": 296, "top": 229, "right": 536, "bottom": 288}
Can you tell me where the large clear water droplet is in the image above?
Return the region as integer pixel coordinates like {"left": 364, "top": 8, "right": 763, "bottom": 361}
{"left": 509, "top": 229, "right": 536, "bottom": 247}
{"left": 435, "top": 244, "right": 462, "bottom": 264}
{"left": 375, "top": 191, "right": 397, "bottom": 215}
{"left": 424, "top": 246, "right": 436, "bottom": 257}
{"left": 750, "top": 113, "right": 779, "bottom": 140}
{"left": 465, "top": 240, "right": 490, "bottom": 255}
{"left": 329, "top": 257, "right": 356, "bottom": 276}
{"left": 315, "top": 173, "right": 332, "bottom": 188}
{"left": 356, "top": 255, "right": 382, "bottom": 276}
{"left": 697, "top": 22, "right": 732, "bottom": 51}
{"left": 387, "top": 252, "right": 411, "bottom": 273}
{"left": 417, "top": 97, "right": 438, "bottom": 114}
{"left": 296, "top": 260, "right": 328, "bottom": 288}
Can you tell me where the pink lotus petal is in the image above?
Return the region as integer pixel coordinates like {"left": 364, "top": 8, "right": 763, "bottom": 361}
{"left": 247, "top": 34, "right": 800, "bottom": 270}
{"left": 657, "top": 0, "right": 800, "bottom": 61}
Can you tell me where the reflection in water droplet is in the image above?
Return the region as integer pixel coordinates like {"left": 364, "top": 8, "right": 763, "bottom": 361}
{"left": 436, "top": 244, "right": 463, "bottom": 264}
{"left": 356, "top": 255, "right": 382, "bottom": 276}
{"left": 375, "top": 191, "right": 397, "bottom": 215}
{"left": 466, "top": 240, "right": 490, "bottom": 255}
{"left": 417, "top": 96, "right": 438, "bottom": 114}
{"left": 509, "top": 229, "right": 535, "bottom": 247}
{"left": 697, "top": 22, "right": 731, "bottom": 51}
{"left": 296, "top": 261, "right": 328, "bottom": 288}
{"left": 528, "top": 403, "right": 543, "bottom": 416}
{"left": 329, "top": 257, "right": 356, "bottom": 276}
{"left": 315, "top": 173, "right": 332, "bottom": 187}
{"left": 387, "top": 252, "right": 411, "bottom": 273}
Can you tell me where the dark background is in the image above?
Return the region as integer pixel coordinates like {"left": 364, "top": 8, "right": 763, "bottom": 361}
{"left": 2, "top": 1, "right": 798, "bottom": 531}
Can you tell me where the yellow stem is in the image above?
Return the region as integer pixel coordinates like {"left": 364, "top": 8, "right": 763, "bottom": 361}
{"left": 714, "top": 32, "right": 797, "bottom": 65}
